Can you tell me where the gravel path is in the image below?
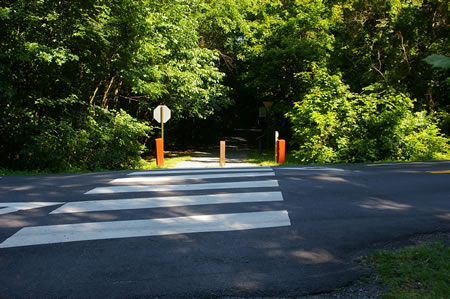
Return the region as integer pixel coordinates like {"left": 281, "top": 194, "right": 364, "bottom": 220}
{"left": 175, "top": 151, "right": 257, "bottom": 168}
{"left": 174, "top": 135, "right": 259, "bottom": 168}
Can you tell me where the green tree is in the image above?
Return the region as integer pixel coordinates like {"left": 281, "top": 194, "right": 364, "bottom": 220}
{"left": 331, "top": 0, "right": 449, "bottom": 111}
{"left": 0, "top": 0, "right": 230, "bottom": 170}
{"left": 287, "top": 67, "right": 449, "bottom": 163}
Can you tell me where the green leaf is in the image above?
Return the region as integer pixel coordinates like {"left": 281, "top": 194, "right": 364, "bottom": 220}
{"left": 423, "top": 54, "right": 450, "bottom": 69}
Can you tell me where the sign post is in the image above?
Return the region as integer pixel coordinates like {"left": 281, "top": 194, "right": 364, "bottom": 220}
{"left": 153, "top": 105, "right": 171, "bottom": 167}
{"left": 161, "top": 105, "right": 164, "bottom": 145}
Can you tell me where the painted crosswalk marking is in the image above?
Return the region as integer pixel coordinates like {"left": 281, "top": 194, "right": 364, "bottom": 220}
{"left": 0, "top": 211, "right": 290, "bottom": 248}
{"left": 277, "top": 167, "right": 345, "bottom": 171}
{"left": 85, "top": 180, "right": 279, "bottom": 195}
{"left": 0, "top": 168, "right": 291, "bottom": 248}
{"left": 0, "top": 207, "right": 18, "bottom": 215}
{"left": 0, "top": 202, "right": 64, "bottom": 215}
{"left": 111, "top": 171, "right": 275, "bottom": 183}
{"left": 128, "top": 167, "right": 272, "bottom": 176}
{"left": 51, "top": 191, "right": 283, "bottom": 214}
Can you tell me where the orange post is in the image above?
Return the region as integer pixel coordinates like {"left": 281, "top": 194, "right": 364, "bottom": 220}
{"left": 277, "top": 139, "right": 285, "bottom": 164}
{"left": 155, "top": 138, "right": 164, "bottom": 167}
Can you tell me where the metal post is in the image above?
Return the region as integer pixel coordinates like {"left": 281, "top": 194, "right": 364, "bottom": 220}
{"left": 161, "top": 105, "right": 164, "bottom": 148}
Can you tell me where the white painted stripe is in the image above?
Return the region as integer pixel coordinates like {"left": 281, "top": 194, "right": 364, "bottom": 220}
{"left": 365, "top": 162, "right": 433, "bottom": 167}
{"left": 128, "top": 167, "right": 272, "bottom": 176}
{"left": 0, "top": 202, "right": 64, "bottom": 215}
{"left": 0, "top": 202, "right": 64, "bottom": 209}
{"left": 277, "top": 167, "right": 345, "bottom": 172}
{"left": 51, "top": 192, "right": 284, "bottom": 214}
{"left": 0, "top": 211, "right": 291, "bottom": 248}
{"left": 85, "top": 180, "right": 279, "bottom": 195}
{"left": 112, "top": 172, "right": 274, "bottom": 183}
{"left": 0, "top": 207, "right": 18, "bottom": 215}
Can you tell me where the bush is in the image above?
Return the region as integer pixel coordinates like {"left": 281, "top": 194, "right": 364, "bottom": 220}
{"left": 287, "top": 67, "right": 449, "bottom": 163}
{"left": 19, "top": 108, "right": 151, "bottom": 171}
{"left": 85, "top": 109, "right": 151, "bottom": 170}
{"left": 21, "top": 118, "right": 81, "bottom": 171}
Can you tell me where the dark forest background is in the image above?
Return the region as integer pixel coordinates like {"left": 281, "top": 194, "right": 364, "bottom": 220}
{"left": 1, "top": 0, "right": 448, "bottom": 171}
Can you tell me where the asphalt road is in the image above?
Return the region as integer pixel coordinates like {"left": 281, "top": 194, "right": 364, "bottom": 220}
{"left": 0, "top": 161, "right": 449, "bottom": 297}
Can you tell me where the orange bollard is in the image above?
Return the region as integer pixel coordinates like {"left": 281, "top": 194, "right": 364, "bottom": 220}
{"left": 155, "top": 138, "right": 164, "bottom": 167}
{"left": 277, "top": 139, "right": 285, "bottom": 164}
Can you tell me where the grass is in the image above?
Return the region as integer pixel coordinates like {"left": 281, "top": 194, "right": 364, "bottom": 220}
{"left": 367, "top": 242, "right": 450, "bottom": 298}
{"left": 0, "top": 168, "right": 83, "bottom": 176}
{"left": 0, "top": 154, "right": 191, "bottom": 176}
{"left": 138, "top": 155, "right": 191, "bottom": 169}
{"left": 247, "top": 150, "right": 450, "bottom": 167}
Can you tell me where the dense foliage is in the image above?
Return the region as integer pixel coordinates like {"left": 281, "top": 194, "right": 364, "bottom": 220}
{"left": 0, "top": 0, "right": 229, "bottom": 170}
{"left": 287, "top": 67, "right": 448, "bottom": 163}
{"left": 0, "top": 0, "right": 448, "bottom": 171}
{"left": 20, "top": 108, "right": 150, "bottom": 171}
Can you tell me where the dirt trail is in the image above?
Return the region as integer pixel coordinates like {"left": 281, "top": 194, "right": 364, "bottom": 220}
{"left": 174, "top": 133, "right": 259, "bottom": 168}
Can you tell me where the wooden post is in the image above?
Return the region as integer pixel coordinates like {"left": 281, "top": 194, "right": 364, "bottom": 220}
{"left": 274, "top": 131, "right": 279, "bottom": 163}
{"left": 220, "top": 141, "right": 226, "bottom": 167}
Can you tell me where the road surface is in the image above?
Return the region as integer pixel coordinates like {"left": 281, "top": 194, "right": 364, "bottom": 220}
{"left": 0, "top": 161, "right": 449, "bottom": 297}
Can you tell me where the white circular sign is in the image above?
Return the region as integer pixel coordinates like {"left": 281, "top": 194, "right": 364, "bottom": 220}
{"left": 153, "top": 105, "right": 171, "bottom": 123}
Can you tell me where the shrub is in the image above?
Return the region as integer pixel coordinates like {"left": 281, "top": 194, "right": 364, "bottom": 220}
{"left": 287, "top": 67, "right": 449, "bottom": 163}
{"left": 86, "top": 109, "right": 151, "bottom": 170}
{"left": 20, "top": 108, "right": 151, "bottom": 171}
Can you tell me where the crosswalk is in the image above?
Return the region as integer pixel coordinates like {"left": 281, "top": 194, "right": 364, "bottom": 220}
{"left": 0, "top": 202, "right": 64, "bottom": 215}
{"left": 0, "top": 167, "right": 291, "bottom": 248}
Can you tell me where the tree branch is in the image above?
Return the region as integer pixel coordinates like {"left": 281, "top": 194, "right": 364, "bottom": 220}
{"left": 396, "top": 31, "right": 412, "bottom": 71}
{"left": 101, "top": 76, "right": 115, "bottom": 109}
{"left": 89, "top": 80, "right": 103, "bottom": 106}
{"left": 370, "top": 47, "right": 388, "bottom": 81}
{"left": 217, "top": 50, "right": 234, "bottom": 72}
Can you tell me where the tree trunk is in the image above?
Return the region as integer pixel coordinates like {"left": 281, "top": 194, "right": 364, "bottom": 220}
{"left": 102, "top": 76, "right": 116, "bottom": 109}
{"left": 89, "top": 80, "right": 103, "bottom": 106}
{"left": 112, "top": 80, "right": 123, "bottom": 109}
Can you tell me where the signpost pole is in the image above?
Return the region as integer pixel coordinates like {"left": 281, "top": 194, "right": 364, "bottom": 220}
{"left": 161, "top": 105, "right": 164, "bottom": 151}
{"left": 153, "top": 105, "right": 171, "bottom": 167}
